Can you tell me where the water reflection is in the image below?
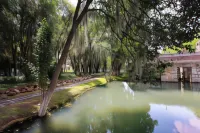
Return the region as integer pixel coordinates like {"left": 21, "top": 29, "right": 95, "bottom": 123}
{"left": 174, "top": 120, "right": 200, "bottom": 133}
{"left": 15, "top": 107, "right": 158, "bottom": 133}
{"left": 10, "top": 104, "right": 200, "bottom": 133}
{"left": 77, "top": 107, "right": 157, "bottom": 133}
{"left": 149, "top": 104, "right": 200, "bottom": 133}
{"left": 4, "top": 82, "right": 200, "bottom": 133}
{"left": 159, "top": 82, "right": 200, "bottom": 91}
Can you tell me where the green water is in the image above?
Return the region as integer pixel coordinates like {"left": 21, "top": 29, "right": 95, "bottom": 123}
{"left": 6, "top": 82, "right": 200, "bottom": 133}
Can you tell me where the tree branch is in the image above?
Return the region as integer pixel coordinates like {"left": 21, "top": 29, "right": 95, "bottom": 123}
{"left": 73, "top": 0, "right": 81, "bottom": 23}
{"left": 87, "top": 8, "right": 115, "bottom": 21}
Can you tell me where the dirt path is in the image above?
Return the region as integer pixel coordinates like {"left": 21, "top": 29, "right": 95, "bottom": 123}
{"left": 0, "top": 78, "right": 98, "bottom": 108}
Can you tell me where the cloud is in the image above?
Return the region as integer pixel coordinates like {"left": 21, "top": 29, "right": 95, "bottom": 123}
{"left": 174, "top": 120, "right": 200, "bottom": 133}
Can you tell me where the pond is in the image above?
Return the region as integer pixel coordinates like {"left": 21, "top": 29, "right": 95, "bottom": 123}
{"left": 5, "top": 82, "right": 200, "bottom": 133}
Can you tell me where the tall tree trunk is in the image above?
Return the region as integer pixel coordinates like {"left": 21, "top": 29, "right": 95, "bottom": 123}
{"left": 12, "top": 44, "right": 17, "bottom": 76}
{"left": 38, "top": 25, "right": 77, "bottom": 116}
{"left": 38, "top": 0, "right": 93, "bottom": 117}
{"left": 89, "top": 60, "right": 92, "bottom": 74}
{"left": 9, "top": 60, "right": 12, "bottom": 76}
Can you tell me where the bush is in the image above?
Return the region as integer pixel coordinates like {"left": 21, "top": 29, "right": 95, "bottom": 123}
{"left": 19, "top": 58, "right": 38, "bottom": 82}
{"left": 0, "top": 76, "right": 24, "bottom": 84}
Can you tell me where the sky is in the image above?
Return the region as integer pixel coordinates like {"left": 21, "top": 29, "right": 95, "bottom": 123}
{"left": 69, "top": 0, "right": 77, "bottom": 6}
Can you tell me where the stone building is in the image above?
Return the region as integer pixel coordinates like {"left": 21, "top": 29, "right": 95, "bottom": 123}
{"left": 159, "top": 40, "right": 200, "bottom": 82}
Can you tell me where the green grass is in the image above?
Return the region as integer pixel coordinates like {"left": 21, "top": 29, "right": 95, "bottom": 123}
{"left": 110, "top": 75, "right": 128, "bottom": 81}
{"left": 49, "top": 78, "right": 107, "bottom": 107}
{"left": 66, "top": 69, "right": 74, "bottom": 72}
{"left": 91, "top": 73, "right": 104, "bottom": 77}
{"left": 0, "top": 78, "right": 107, "bottom": 131}
{"left": 0, "top": 83, "right": 29, "bottom": 90}
{"left": 58, "top": 72, "right": 77, "bottom": 80}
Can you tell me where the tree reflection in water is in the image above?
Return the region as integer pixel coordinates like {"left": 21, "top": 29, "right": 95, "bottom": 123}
{"left": 73, "top": 106, "right": 158, "bottom": 133}
{"left": 19, "top": 106, "right": 157, "bottom": 133}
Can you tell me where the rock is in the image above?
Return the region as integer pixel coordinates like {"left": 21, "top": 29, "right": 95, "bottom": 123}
{"left": 20, "top": 89, "right": 26, "bottom": 93}
{"left": 0, "top": 94, "right": 7, "bottom": 99}
{"left": 8, "top": 88, "right": 15, "bottom": 91}
{"left": 7, "top": 91, "right": 16, "bottom": 96}
{"left": 27, "top": 88, "right": 34, "bottom": 92}
{"left": 33, "top": 85, "right": 38, "bottom": 88}
{"left": 0, "top": 90, "right": 6, "bottom": 94}
{"left": 16, "top": 87, "right": 22, "bottom": 91}
{"left": 26, "top": 85, "right": 31, "bottom": 88}
{"left": 20, "top": 87, "right": 28, "bottom": 93}
{"left": 33, "top": 87, "right": 38, "bottom": 91}
{"left": 13, "top": 89, "right": 20, "bottom": 94}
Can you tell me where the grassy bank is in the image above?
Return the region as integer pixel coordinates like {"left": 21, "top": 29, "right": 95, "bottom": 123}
{"left": 110, "top": 75, "right": 128, "bottom": 81}
{"left": 0, "top": 78, "right": 107, "bottom": 132}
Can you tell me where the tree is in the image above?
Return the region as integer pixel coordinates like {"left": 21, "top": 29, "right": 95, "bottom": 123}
{"left": 95, "top": 0, "right": 200, "bottom": 80}
{"left": 0, "top": 0, "right": 59, "bottom": 78}
{"left": 69, "top": 14, "right": 110, "bottom": 75}
{"left": 35, "top": 19, "right": 52, "bottom": 99}
{"left": 38, "top": 0, "right": 93, "bottom": 117}
{"left": 1, "top": 0, "right": 199, "bottom": 117}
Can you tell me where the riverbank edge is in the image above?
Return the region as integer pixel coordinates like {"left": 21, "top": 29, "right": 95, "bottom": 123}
{"left": 0, "top": 78, "right": 107, "bottom": 132}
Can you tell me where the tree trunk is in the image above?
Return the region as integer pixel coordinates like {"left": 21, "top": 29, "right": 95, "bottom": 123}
{"left": 38, "top": 0, "right": 93, "bottom": 117}
{"left": 38, "top": 27, "right": 76, "bottom": 116}
{"left": 9, "top": 61, "right": 12, "bottom": 76}
{"left": 12, "top": 45, "right": 17, "bottom": 76}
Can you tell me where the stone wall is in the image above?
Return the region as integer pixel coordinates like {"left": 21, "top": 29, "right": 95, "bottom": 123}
{"left": 191, "top": 66, "right": 200, "bottom": 82}
{"left": 161, "top": 66, "right": 178, "bottom": 82}
{"left": 161, "top": 64, "right": 200, "bottom": 82}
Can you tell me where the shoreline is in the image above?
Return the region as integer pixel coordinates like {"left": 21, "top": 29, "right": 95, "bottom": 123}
{"left": 0, "top": 78, "right": 107, "bottom": 132}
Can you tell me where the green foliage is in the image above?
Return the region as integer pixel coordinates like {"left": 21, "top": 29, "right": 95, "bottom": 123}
{"left": 142, "top": 60, "right": 172, "bottom": 84}
{"left": 157, "top": 60, "right": 173, "bottom": 74}
{"left": 142, "top": 62, "right": 158, "bottom": 84}
{"left": 0, "top": 77, "right": 24, "bottom": 84}
{"left": 20, "top": 59, "right": 38, "bottom": 81}
{"left": 35, "top": 19, "right": 52, "bottom": 89}
{"left": 0, "top": 0, "right": 200, "bottom": 85}
{"left": 163, "top": 39, "right": 199, "bottom": 54}
{"left": 0, "top": 0, "right": 66, "bottom": 78}
{"left": 106, "top": 56, "right": 112, "bottom": 70}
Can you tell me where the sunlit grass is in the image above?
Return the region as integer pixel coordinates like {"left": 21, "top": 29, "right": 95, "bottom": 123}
{"left": 58, "top": 72, "right": 77, "bottom": 80}
{"left": 49, "top": 78, "right": 107, "bottom": 107}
